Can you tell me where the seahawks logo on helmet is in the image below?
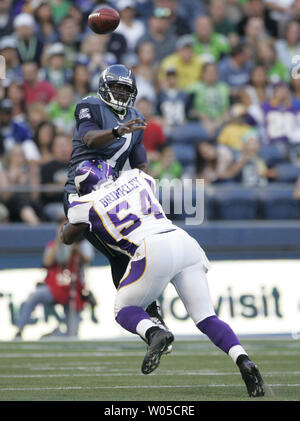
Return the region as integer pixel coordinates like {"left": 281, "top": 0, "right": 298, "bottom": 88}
{"left": 98, "top": 65, "right": 138, "bottom": 113}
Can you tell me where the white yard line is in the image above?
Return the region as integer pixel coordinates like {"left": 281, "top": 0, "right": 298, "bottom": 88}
{"left": 0, "top": 350, "right": 299, "bottom": 358}
{"left": 0, "top": 384, "right": 299, "bottom": 392}
{"left": 0, "top": 371, "right": 299, "bottom": 378}
{"left": 0, "top": 352, "right": 146, "bottom": 358}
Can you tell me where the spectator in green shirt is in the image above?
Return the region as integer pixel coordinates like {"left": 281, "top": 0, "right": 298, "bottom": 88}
{"left": 187, "top": 62, "right": 231, "bottom": 137}
{"left": 47, "top": 84, "right": 76, "bottom": 135}
{"left": 150, "top": 142, "right": 183, "bottom": 181}
{"left": 256, "top": 39, "right": 290, "bottom": 83}
{"left": 50, "top": 0, "right": 71, "bottom": 24}
{"left": 209, "top": 0, "right": 237, "bottom": 37}
{"left": 192, "top": 15, "right": 230, "bottom": 63}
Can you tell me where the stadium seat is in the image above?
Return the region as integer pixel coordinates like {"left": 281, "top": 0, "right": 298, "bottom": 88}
{"left": 273, "top": 163, "right": 300, "bottom": 183}
{"left": 203, "top": 193, "right": 215, "bottom": 221}
{"left": 259, "top": 144, "right": 286, "bottom": 167}
{"left": 173, "top": 191, "right": 215, "bottom": 222}
{"left": 168, "top": 122, "right": 211, "bottom": 144}
{"left": 156, "top": 182, "right": 213, "bottom": 222}
{"left": 259, "top": 188, "right": 300, "bottom": 220}
{"left": 172, "top": 143, "right": 195, "bottom": 167}
{"left": 214, "top": 186, "right": 259, "bottom": 220}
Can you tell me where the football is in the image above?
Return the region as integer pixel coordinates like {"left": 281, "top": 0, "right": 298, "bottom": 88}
{"left": 88, "top": 6, "right": 120, "bottom": 35}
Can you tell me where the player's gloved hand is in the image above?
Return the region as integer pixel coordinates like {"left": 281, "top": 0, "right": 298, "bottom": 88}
{"left": 116, "top": 118, "right": 147, "bottom": 136}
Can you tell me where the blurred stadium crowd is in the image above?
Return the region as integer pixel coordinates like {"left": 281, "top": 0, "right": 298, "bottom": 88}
{"left": 1, "top": 0, "right": 300, "bottom": 224}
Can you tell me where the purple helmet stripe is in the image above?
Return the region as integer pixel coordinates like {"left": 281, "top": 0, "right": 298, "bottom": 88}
{"left": 74, "top": 159, "right": 114, "bottom": 196}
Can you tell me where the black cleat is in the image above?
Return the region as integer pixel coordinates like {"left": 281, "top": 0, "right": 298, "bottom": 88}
{"left": 239, "top": 360, "right": 265, "bottom": 397}
{"left": 146, "top": 301, "right": 167, "bottom": 328}
{"left": 149, "top": 316, "right": 173, "bottom": 355}
{"left": 146, "top": 301, "right": 173, "bottom": 354}
{"left": 142, "top": 329, "right": 174, "bottom": 375}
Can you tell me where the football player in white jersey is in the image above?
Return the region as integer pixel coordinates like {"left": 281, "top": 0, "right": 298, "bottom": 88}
{"left": 61, "top": 159, "right": 265, "bottom": 397}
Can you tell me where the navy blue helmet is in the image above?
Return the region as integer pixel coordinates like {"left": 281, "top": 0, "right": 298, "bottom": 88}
{"left": 98, "top": 64, "right": 138, "bottom": 113}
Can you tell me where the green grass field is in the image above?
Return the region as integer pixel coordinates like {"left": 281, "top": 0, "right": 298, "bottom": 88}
{"left": 0, "top": 338, "right": 299, "bottom": 401}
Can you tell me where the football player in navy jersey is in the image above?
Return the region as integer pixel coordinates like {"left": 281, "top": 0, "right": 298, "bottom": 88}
{"left": 64, "top": 64, "right": 170, "bottom": 337}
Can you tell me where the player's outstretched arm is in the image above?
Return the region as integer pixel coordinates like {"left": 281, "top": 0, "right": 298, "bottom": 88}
{"left": 83, "top": 118, "right": 147, "bottom": 149}
{"left": 61, "top": 222, "right": 87, "bottom": 245}
{"left": 136, "top": 162, "right": 149, "bottom": 173}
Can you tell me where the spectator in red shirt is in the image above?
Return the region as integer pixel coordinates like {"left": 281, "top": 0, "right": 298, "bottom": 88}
{"left": 135, "top": 96, "right": 166, "bottom": 162}
{"left": 15, "top": 222, "right": 95, "bottom": 339}
{"left": 22, "top": 61, "right": 56, "bottom": 106}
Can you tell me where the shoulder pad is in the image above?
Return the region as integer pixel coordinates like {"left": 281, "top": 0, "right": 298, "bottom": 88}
{"left": 128, "top": 107, "right": 145, "bottom": 121}
{"left": 79, "top": 96, "right": 102, "bottom": 105}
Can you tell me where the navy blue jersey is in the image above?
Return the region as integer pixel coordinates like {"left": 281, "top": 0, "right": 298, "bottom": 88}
{"left": 65, "top": 95, "right": 147, "bottom": 194}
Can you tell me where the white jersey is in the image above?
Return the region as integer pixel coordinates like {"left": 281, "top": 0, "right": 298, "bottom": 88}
{"left": 67, "top": 169, "right": 175, "bottom": 257}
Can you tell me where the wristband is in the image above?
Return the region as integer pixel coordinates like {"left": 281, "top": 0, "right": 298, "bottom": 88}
{"left": 112, "top": 125, "right": 120, "bottom": 138}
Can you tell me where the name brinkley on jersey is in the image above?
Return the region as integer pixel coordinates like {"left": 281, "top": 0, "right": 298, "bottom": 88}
{"left": 68, "top": 169, "right": 174, "bottom": 256}
{"left": 99, "top": 175, "right": 142, "bottom": 208}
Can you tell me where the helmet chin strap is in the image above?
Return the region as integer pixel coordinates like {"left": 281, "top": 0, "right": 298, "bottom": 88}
{"left": 97, "top": 91, "right": 127, "bottom": 113}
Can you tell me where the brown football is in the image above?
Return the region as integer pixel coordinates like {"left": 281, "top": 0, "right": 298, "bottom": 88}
{"left": 88, "top": 7, "right": 120, "bottom": 35}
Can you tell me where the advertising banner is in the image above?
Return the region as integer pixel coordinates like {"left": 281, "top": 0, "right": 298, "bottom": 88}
{"left": 0, "top": 260, "right": 299, "bottom": 340}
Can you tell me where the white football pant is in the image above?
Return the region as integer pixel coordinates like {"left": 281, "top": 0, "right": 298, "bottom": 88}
{"left": 114, "top": 229, "right": 216, "bottom": 325}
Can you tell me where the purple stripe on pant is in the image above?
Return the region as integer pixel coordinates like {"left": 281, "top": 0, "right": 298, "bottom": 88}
{"left": 69, "top": 200, "right": 88, "bottom": 208}
{"left": 197, "top": 315, "right": 241, "bottom": 354}
{"left": 119, "top": 257, "right": 146, "bottom": 289}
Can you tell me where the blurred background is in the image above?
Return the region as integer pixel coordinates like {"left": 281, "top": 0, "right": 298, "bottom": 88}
{"left": 0, "top": 0, "right": 300, "bottom": 341}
